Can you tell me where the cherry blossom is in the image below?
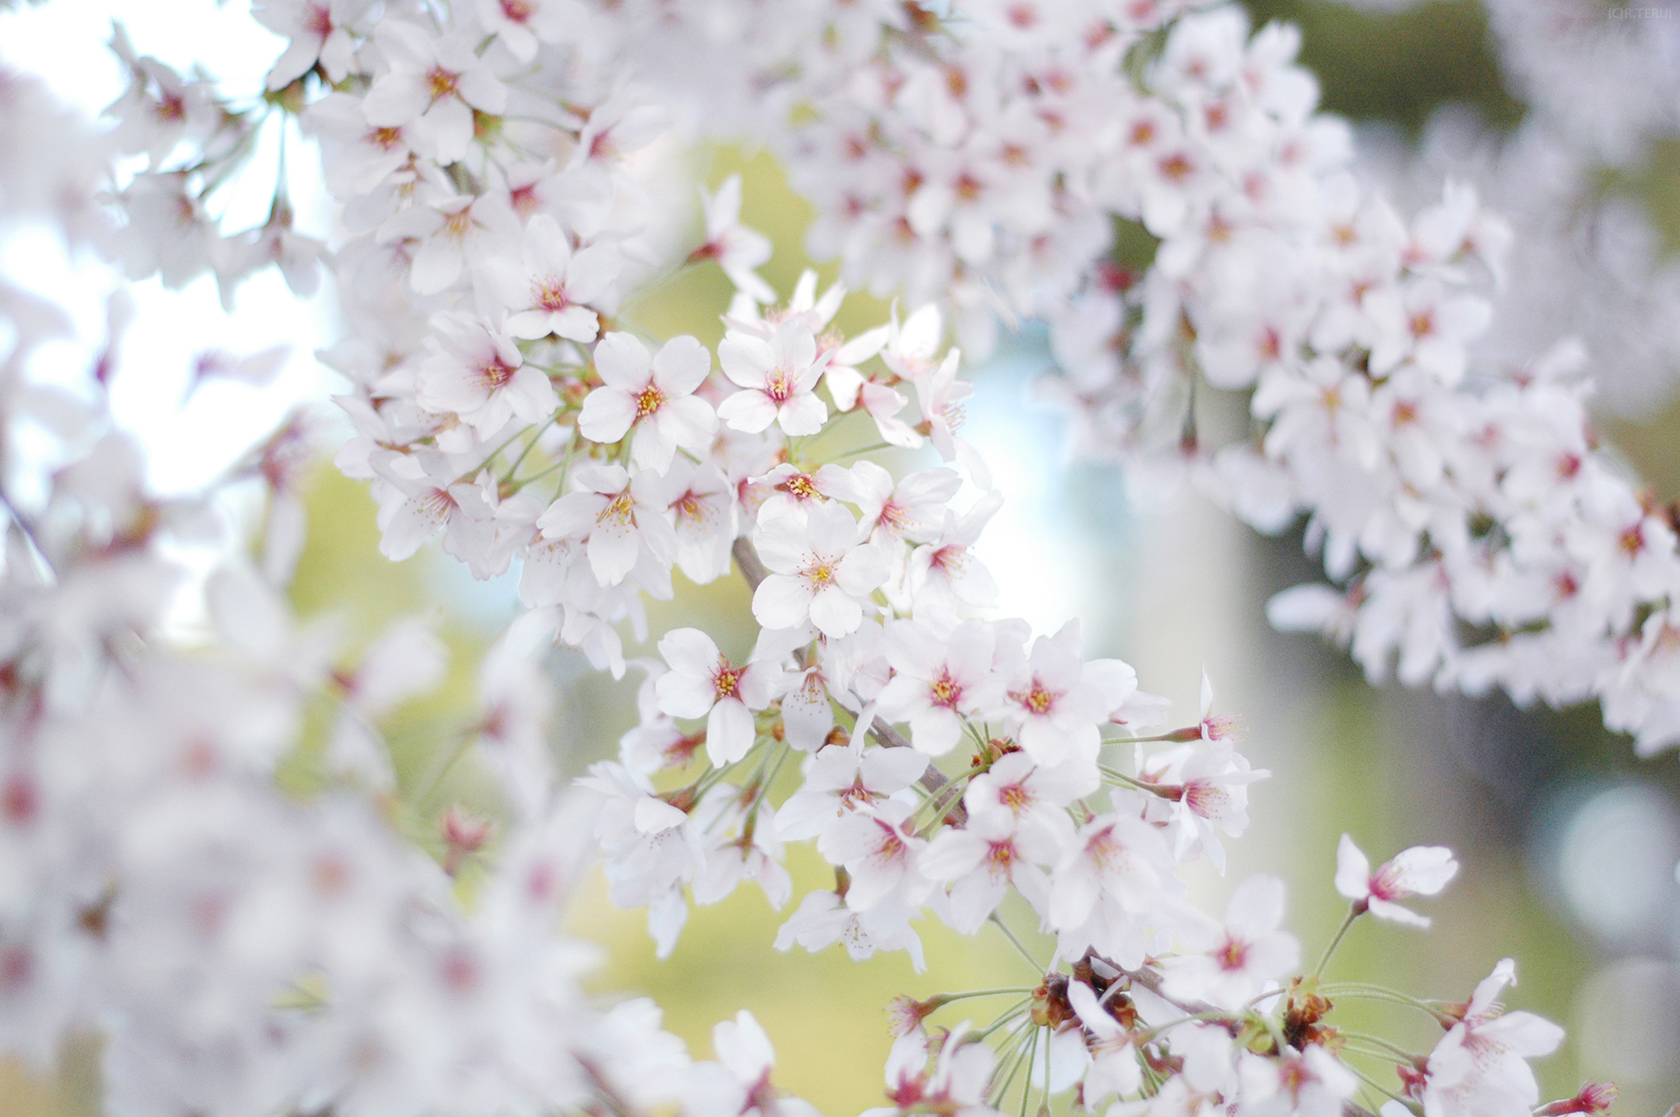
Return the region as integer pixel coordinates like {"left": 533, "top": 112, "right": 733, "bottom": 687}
{"left": 654, "top": 627, "right": 783, "bottom": 765}
{"left": 874, "top": 618, "right": 1006, "bottom": 756}
{"left": 816, "top": 799, "right": 931, "bottom": 913}
{"left": 751, "top": 503, "right": 890, "bottom": 638}
{"left": 578, "top": 333, "right": 716, "bottom": 471}
{"left": 693, "top": 175, "right": 775, "bottom": 304}
{"left": 1412, "top": 960, "right": 1566, "bottom": 1117}
{"left": 537, "top": 464, "right": 679, "bottom": 590}
{"left": 481, "top": 213, "right": 619, "bottom": 343}
{"left": 360, "top": 22, "right": 507, "bottom": 163}
{"left": 0, "top": 7, "right": 1617, "bottom": 1116}
{"left": 1334, "top": 834, "right": 1459, "bottom": 926}
{"left": 1161, "top": 875, "right": 1300, "bottom": 1010}
{"left": 774, "top": 736, "right": 928, "bottom": 841}
{"left": 417, "top": 313, "right": 557, "bottom": 435}
{"left": 717, "top": 319, "right": 830, "bottom": 437}
{"left": 254, "top": 0, "right": 366, "bottom": 90}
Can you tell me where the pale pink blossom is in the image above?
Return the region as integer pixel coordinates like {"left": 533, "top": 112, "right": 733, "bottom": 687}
{"left": 254, "top": 0, "right": 367, "bottom": 90}
{"left": 1334, "top": 834, "right": 1458, "bottom": 926}
{"left": 1161, "top": 875, "right": 1299, "bottom": 1010}
{"left": 481, "top": 214, "right": 619, "bottom": 343}
{"left": 751, "top": 504, "right": 890, "bottom": 638}
{"left": 773, "top": 737, "right": 928, "bottom": 841}
{"left": 578, "top": 333, "right": 715, "bottom": 470}
{"left": 692, "top": 175, "right": 774, "bottom": 303}
{"left": 654, "top": 627, "right": 782, "bottom": 765}
{"left": 816, "top": 800, "right": 931, "bottom": 912}
{"left": 537, "top": 464, "right": 680, "bottom": 589}
{"left": 717, "top": 320, "right": 831, "bottom": 437}
{"left": 417, "top": 313, "right": 557, "bottom": 435}
{"left": 1417, "top": 960, "right": 1565, "bottom": 1117}
{"left": 361, "top": 23, "right": 508, "bottom": 164}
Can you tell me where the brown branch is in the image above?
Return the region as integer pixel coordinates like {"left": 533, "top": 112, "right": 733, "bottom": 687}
{"left": 731, "top": 536, "right": 962, "bottom": 820}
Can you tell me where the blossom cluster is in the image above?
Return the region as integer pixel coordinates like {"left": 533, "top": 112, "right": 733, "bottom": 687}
{"left": 1325, "top": 0, "right": 1680, "bottom": 426}
{"left": 0, "top": 0, "right": 1639, "bottom": 1115}
{"left": 559, "top": 0, "right": 1680, "bottom": 757}
{"left": 229, "top": 1, "right": 1597, "bottom": 1112}
{"left": 0, "top": 58, "right": 822, "bottom": 1117}
{"left": 86, "top": 0, "right": 1680, "bottom": 754}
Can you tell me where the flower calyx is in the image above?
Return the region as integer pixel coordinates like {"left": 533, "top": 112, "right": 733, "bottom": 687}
{"left": 1029, "top": 973, "right": 1078, "bottom": 1029}
{"left": 1282, "top": 977, "right": 1341, "bottom": 1052}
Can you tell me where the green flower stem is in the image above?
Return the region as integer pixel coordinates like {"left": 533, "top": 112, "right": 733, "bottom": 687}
{"left": 1312, "top": 902, "right": 1363, "bottom": 978}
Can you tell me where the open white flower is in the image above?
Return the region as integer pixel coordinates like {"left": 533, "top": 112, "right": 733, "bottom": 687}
{"left": 751, "top": 504, "right": 890, "bottom": 638}
{"left": 537, "top": 463, "right": 679, "bottom": 589}
{"left": 692, "top": 175, "right": 774, "bottom": 303}
{"left": 481, "top": 214, "right": 619, "bottom": 343}
{"left": 1418, "top": 960, "right": 1565, "bottom": 1117}
{"left": 416, "top": 313, "right": 556, "bottom": 435}
{"left": 1334, "top": 834, "right": 1458, "bottom": 926}
{"left": 578, "top": 333, "right": 716, "bottom": 471}
{"left": 654, "top": 628, "right": 782, "bottom": 765}
{"left": 361, "top": 22, "right": 507, "bottom": 163}
{"left": 717, "top": 319, "right": 830, "bottom": 436}
{"left": 1161, "top": 874, "right": 1300, "bottom": 1010}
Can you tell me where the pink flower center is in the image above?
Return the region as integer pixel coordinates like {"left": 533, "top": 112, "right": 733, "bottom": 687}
{"left": 871, "top": 818, "right": 908, "bottom": 863}
{"left": 930, "top": 543, "right": 964, "bottom": 574}
{"left": 876, "top": 500, "right": 910, "bottom": 535}
{"left": 474, "top": 355, "right": 518, "bottom": 390}
{"left": 764, "top": 369, "right": 795, "bottom": 403}
{"left": 439, "top": 948, "right": 480, "bottom": 994}
{"left": 1010, "top": 678, "right": 1056, "bottom": 716}
{"left": 442, "top": 206, "right": 474, "bottom": 242}
{"left": 418, "top": 487, "right": 458, "bottom": 525}
{"left": 601, "top": 491, "right": 635, "bottom": 527}
{"left": 1368, "top": 862, "right": 1407, "bottom": 902}
{"left": 509, "top": 182, "right": 539, "bottom": 216}
{"left": 1, "top": 775, "right": 37, "bottom": 825}
{"left": 635, "top": 384, "right": 666, "bottom": 419}
{"left": 1158, "top": 151, "right": 1193, "bottom": 182}
{"left": 1183, "top": 780, "right": 1228, "bottom": 820}
{"left": 305, "top": 3, "right": 334, "bottom": 38}
{"left": 985, "top": 840, "right": 1018, "bottom": 877}
{"left": 0, "top": 945, "right": 32, "bottom": 991}
{"left": 1084, "top": 825, "right": 1122, "bottom": 871}
{"left": 501, "top": 0, "right": 534, "bottom": 22}
{"left": 779, "top": 472, "right": 818, "bottom": 500}
{"left": 838, "top": 777, "right": 878, "bottom": 811}
{"left": 154, "top": 91, "right": 185, "bottom": 124}
{"left": 426, "top": 67, "right": 460, "bottom": 104}
{"left": 535, "top": 279, "right": 570, "bottom": 311}
{"left": 999, "top": 783, "right": 1031, "bottom": 816}
{"left": 928, "top": 667, "right": 962, "bottom": 709}
{"left": 712, "top": 662, "right": 741, "bottom": 700}
{"left": 672, "top": 489, "right": 711, "bottom": 526}
{"left": 1216, "top": 935, "right": 1248, "bottom": 972}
